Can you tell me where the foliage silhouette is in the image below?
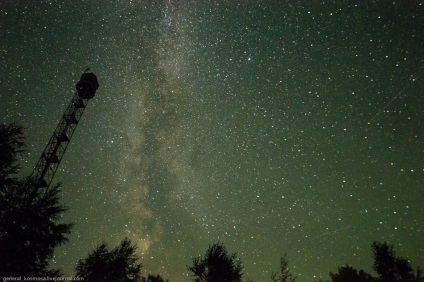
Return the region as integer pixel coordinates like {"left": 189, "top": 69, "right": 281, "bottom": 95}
{"left": 329, "top": 264, "right": 373, "bottom": 282}
{"left": 76, "top": 237, "right": 142, "bottom": 281}
{"left": 0, "top": 123, "right": 24, "bottom": 187}
{"left": 329, "top": 241, "right": 423, "bottom": 282}
{"left": 271, "top": 254, "right": 296, "bottom": 282}
{"left": 0, "top": 123, "right": 72, "bottom": 277}
{"left": 141, "top": 273, "right": 170, "bottom": 282}
{"left": 187, "top": 242, "right": 243, "bottom": 282}
{"left": 372, "top": 241, "right": 415, "bottom": 281}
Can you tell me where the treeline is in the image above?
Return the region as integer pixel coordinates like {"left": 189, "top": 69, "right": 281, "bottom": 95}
{"left": 1, "top": 123, "right": 423, "bottom": 282}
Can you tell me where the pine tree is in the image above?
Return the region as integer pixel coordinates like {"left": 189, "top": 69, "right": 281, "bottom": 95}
{"left": 0, "top": 123, "right": 72, "bottom": 276}
{"left": 372, "top": 241, "right": 415, "bottom": 281}
{"left": 271, "top": 254, "right": 296, "bottom": 282}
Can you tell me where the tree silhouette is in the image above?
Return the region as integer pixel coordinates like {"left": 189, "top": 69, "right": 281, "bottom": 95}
{"left": 415, "top": 267, "right": 424, "bottom": 281}
{"left": 187, "top": 242, "right": 243, "bottom": 282}
{"left": 0, "top": 123, "right": 73, "bottom": 277}
{"left": 76, "top": 237, "right": 142, "bottom": 281}
{"left": 372, "top": 241, "right": 397, "bottom": 281}
{"left": 0, "top": 123, "right": 24, "bottom": 187}
{"left": 271, "top": 254, "right": 296, "bottom": 282}
{"left": 141, "top": 274, "right": 170, "bottom": 282}
{"left": 329, "top": 265, "right": 373, "bottom": 282}
{"left": 330, "top": 241, "right": 422, "bottom": 282}
{"left": 372, "top": 241, "right": 415, "bottom": 282}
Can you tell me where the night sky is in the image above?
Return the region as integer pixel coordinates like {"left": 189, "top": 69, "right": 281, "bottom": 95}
{"left": 1, "top": 1, "right": 423, "bottom": 281}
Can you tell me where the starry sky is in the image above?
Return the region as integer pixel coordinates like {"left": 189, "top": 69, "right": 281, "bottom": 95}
{"left": 1, "top": 0, "right": 423, "bottom": 281}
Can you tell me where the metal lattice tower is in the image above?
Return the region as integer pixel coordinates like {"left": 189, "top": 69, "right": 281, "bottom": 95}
{"left": 29, "top": 72, "right": 99, "bottom": 189}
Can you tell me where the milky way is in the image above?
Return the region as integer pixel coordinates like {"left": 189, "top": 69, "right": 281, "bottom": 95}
{"left": 1, "top": 1, "right": 423, "bottom": 281}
